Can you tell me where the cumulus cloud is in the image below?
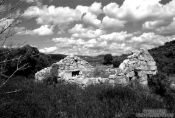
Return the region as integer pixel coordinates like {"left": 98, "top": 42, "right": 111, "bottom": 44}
{"left": 17, "top": 25, "right": 54, "bottom": 35}
{"left": 102, "top": 16, "right": 126, "bottom": 30}
{"left": 39, "top": 46, "right": 57, "bottom": 53}
{"left": 129, "top": 32, "right": 174, "bottom": 49}
{"left": 21, "top": 0, "right": 175, "bottom": 55}
{"left": 23, "top": 2, "right": 102, "bottom": 28}
{"left": 82, "top": 12, "right": 101, "bottom": 27}
{"left": 100, "top": 31, "right": 133, "bottom": 41}
{"left": 156, "top": 17, "right": 175, "bottom": 35}
{"left": 103, "top": 0, "right": 175, "bottom": 33}
{"left": 142, "top": 20, "right": 172, "bottom": 30}
{"left": 89, "top": 2, "right": 102, "bottom": 15}
{"left": 69, "top": 24, "right": 104, "bottom": 39}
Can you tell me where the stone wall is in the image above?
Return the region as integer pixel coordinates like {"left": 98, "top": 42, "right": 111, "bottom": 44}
{"left": 111, "top": 48, "right": 157, "bottom": 86}
{"left": 35, "top": 55, "right": 94, "bottom": 82}
{"left": 35, "top": 49, "right": 158, "bottom": 88}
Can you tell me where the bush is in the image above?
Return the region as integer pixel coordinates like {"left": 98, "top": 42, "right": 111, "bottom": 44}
{"left": 91, "top": 66, "right": 109, "bottom": 78}
{"left": 103, "top": 54, "right": 113, "bottom": 65}
{"left": 0, "top": 77, "right": 169, "bottom": 118}
{"left": 112, "top": 59, "right": 121, "bottom": 68}
{"left": 148, "top": 73, "right": 170, "bottom": 96}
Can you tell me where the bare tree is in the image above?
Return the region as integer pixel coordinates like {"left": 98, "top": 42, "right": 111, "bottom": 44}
{"left": 0, "top": 0, "right": 29, "bottom": 93}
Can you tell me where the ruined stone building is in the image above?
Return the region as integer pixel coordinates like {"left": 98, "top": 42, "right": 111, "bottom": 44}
{"left": 55, "top": 55, "right": 94, "bottom": 80}
{"left": 35, "top": 49, "right": 158, "bottom": 88}
{"left": 35, "top": 55, "right": 94, "bottom": 82}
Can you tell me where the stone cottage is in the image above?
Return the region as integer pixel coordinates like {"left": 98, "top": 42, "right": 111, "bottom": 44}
{"left": 55, "top": 55, "right": 94, "bottom": 80}
{"left": 35, "top": 55, "right": 94, "bottom": 82}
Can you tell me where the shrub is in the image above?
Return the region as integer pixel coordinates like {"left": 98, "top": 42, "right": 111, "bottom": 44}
{"left": 148, "top": 73, "right": 170, "bottom": 96}
{"left": 91, "top": 66, "right": 109, "bottom": 78}
{"left": 0, "top": 77, "right": 168, "bottom": 118}
{"left": 112, "top": 59, "right": 121, "bottom": 68}
{"left": 103, "top": 54, "right": 113, "bottom": 65}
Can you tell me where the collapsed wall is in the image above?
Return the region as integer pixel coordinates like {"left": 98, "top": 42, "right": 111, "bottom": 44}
{"left": 111, "top": 48, "right": 157, "bottom": 86}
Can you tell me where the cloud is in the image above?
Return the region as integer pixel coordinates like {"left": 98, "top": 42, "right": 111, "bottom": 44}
{"left": 23, "top": 2, "right": 102, "bottom": 28}
{"left": 17, "top": 25, "right": 54, "bottom": 35}
{"left": 129, "top": 32, "right": 174, "bottom": 49}
{"left": 156, "top": 17, "right": 175, "bottom": 35}
{"left": 69, "top": 24, "right": 104, "bottom": 39}
{"left": 21, "top": 0, "right": 175, "bottom": 55}
{"left": 23, "top": 5, "right": 81, "bottom": 25}
{"left": 103, "top": 0, "right": 175, "bottom": 33}
{"left": 142, "top": 19, "right": 172, "bottom": 30}
{"left": 39, "top": 46, "right": 57, "bottom": 53}
{"left": 101, "top": 16, "right": 126, "bottom": 30}
{"left": 89, "top": 2, "right": 102, "bottom": 15}
{"left": 100, "top": 31, "right": 133, "bottom": 42}
{"left": 82, "top": 12, "right": 101, "bottom": 27}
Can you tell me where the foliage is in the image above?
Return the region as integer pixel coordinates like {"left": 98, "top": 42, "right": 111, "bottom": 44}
{"left": 103, "top": 54, "right": 113, "bottom": 65}
{"left": 0, "top": 45, "right": 51, "bottom": 78}
{"left": 149, "top": 40, "right": 175, "bottom": 75}
{"left": 91, "top": 66, "right": 110, "bottom": 78}
{"left": 112, "top": 59, "right": 121, "bottom": 68}
{"left": 148, "top": 73, "right": 170, "bottom": 96}
{"left": 0, "top": 77, "right": 170, "bottom": 118}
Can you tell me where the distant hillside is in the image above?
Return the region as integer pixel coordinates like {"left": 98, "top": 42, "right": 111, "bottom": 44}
{"left": 149, "top": 40, "right": 175, "bottom": 75}
{"left": 48, "top": 54, "right": 66, "bottom": 63}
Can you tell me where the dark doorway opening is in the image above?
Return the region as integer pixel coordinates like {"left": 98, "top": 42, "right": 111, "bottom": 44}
{"left": 72, "top": 71, "right": 80, "bottom": 76}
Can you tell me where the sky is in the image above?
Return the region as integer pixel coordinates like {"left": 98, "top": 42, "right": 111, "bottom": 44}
{"left": 2, "top": 0, "right": 175, "bottom": 56}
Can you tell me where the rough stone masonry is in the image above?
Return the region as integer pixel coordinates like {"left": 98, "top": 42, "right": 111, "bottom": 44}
{"left": 35, "top": 48, "right": 158, "bottom": 87}
{"left": 110, "top": 48, "right": 157, "bottom": 86}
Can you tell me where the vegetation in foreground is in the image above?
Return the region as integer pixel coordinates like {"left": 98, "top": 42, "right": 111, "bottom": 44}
{"left": 0, "top": 73, "right": 175, "bottom": 118}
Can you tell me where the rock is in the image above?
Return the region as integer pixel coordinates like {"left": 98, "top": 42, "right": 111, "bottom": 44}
{"left": 35, "top": 67, "right": 51, "bottom": 82}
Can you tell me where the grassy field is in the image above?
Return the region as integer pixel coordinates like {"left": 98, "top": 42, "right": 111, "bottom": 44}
{"left": 0, "top": 75, "right": 175, "bottom": 118}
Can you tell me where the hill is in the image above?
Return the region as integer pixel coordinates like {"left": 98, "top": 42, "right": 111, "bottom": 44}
{"left": 149, "top": 40, "right": 175, "bottom": 75}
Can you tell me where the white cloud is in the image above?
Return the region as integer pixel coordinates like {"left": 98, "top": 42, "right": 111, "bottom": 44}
{"left": 103, "top": 3, "right": 120, "bottom": 18}
{"left": 23, "top": 5, "right": 82, "bottom": 25}
{"left": 156, "top": 17, "right": 175, "bottom": 35}
{"left": 142, "top": 20, "right": 171, "bottom": 30}
{"left": 129, "top": 32, "right": 174, "bottom": 49}
{"left": 103, "top": 0, "right": 175, "bottom": 33}
{"left": 102, "top": 16, "right": 126, "bottom": 30}
{"left": 23, "top": 2, "right": 102, "bottom": 28}
{"left": 69, "top": 24, "right": 104, "bottom": 39}
{"left": 39, "top": 46, "right": 57, "bottom": 53}
{"left": 17, "top": 25, "right": 54, "bottom": 36}
{"left": 82, "top": 13, "right": 101, "bottom": 27}
{"left": 89, "top": 2, "right": 102, "bottom": 15}
{"left": 100, "top": 31, "right": 133, "bottom": 41}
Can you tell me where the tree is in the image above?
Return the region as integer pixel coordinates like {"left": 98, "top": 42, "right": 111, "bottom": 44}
{"left": 0, "top": 0, "right": 28, "bottom": 92}
{"left": 103, "top": 54, "right": 113, "bottom": 65}
{"left": 112, "top": 59, "right": 120, "bottom": 68}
